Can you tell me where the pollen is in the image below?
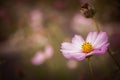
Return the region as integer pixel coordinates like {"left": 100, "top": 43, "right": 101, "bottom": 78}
{"left": 82, "top": 42, "right": 93, "bottom": 53}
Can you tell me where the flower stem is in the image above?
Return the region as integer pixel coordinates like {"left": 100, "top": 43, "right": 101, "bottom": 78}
{"left": 87, "top": 57, "right": 94, "bottom": 80}
{"left": 93, "top": 17, "right": 100, "bottom": 32}
{"left": 108, "top": 48, "right": 120, "bottom": 71}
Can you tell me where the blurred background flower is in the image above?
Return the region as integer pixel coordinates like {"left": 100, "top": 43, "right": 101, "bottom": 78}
{"left": 67, "top": 59, "right": 78, "bottom": 69}
{"left": 31, "top": 44, "right": 53, "bottom": 65}
{"left": 70, "top": 13, "right": 96, "bottom": 35}
{"left": 29, "top": 9, "right": 43, "bottom": 31}
{"left": 31, "top": 51, "right": 46, "bottom": 65}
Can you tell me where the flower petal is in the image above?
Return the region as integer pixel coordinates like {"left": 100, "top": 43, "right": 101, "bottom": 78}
{"left": 72, "top": 35, "right": 85, "bottom": 49}
{"left": 86, "top": 51, "right": 95, "bottom": 56}
{"left": 61, "top": 42, "right": 80, "bottom": 53}
{"left": 61, "top": 51, "right": 86, "bottom": 61}
{"left": 72, "top": 52, "right": 86, "bottom": 61}
{"left": 90, "top": 43, "right": 109, "bottom": 55}
{"left": 93, "top": 32, "right": 108, "bottom": 49}
{"left": 86, "top": 32, "right": 98, "bottom": 44}
{"left": 61, "top": 52, "right": 73, "bottom": 59}
{"left": 93, "top": 40, "right": 107, "bottom": 49}
{"left": 61, "top": 42, "right": 82, "bottom": 59}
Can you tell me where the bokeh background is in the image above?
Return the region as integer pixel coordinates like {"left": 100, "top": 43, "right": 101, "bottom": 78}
{"left": 0, "top": 0, "right": 120, "bottom": 80}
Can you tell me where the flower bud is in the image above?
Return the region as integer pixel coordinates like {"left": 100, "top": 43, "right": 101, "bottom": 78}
{"left": 80, "top": 3, "right": 96, "bottom": 18}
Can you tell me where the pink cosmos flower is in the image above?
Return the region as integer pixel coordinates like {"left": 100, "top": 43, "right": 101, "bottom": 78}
{"left": 61, "top": 32, "right": 109, "bottom": 61}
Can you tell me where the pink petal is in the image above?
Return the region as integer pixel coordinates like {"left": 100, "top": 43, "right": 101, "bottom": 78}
{"left": 60, "top": 49, "right": 80, "bottom": 54}
{"left": 86, "top": 32, "right": 98, "bottom": 44}
{"left": 62, "top": 52, "right": 73, "bottom": 59}
{"left": 72, "top": 52, "right": 86, "bottom": 61}
{"left": 60, "top": 49, "right": 82, "bottom": 59}
{"left": 62, "top": 52, "right": 86, "bottom": 61}
{"left": 61, "top": 42, "right": 82, "bottom": 59}
{"left": 93, "top": 32, "right": 108, "bottom": 49}
{"left": 61, "top": 42, "right": 80, "bottom": 53}
{"left": 86, "top": 52, "right": 94, "bottom": 56}
{"left": 90, "top": 43, "right": 109, "bottom": 55}
{"left": 61, "top": 42, "right": 85, "bottom": 60}
{"left": 93, "top": 40, "right": 107, "bottom": 49}
{"left": 72, "top": 35, "right": 85, "bottom": 48}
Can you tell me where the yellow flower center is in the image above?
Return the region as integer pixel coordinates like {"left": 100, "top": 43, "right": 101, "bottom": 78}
{"left": 82, "top": 42, "right": 93, "bottom": 53}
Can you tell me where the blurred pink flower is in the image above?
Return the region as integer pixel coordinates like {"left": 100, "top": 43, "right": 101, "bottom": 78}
{"left": 31, "top": 44, "right": 53, "bottom": 65}
{"left": 71, "top": 13, "right": 96, "bottom": 34}
{"left": 29, "top": 9, "right": 43, "bottom": 30}
{"left": 61, "top": 32, "right": 109, "bottom": 61}
{"left": 72, "top": 14, "right": 93, "bottom": 25}
{"left": 44, "top": 45, "right": 54, "bottom": 59}
{"left": 31, "top": 51, "right": 46, "bottom": 65}
{"left": 67, "top": 59, "right": 78, "bottom": 69}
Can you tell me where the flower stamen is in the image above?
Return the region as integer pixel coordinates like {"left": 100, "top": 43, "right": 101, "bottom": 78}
{"left": 82, "top": 42, "right": 93, "bottom": 53}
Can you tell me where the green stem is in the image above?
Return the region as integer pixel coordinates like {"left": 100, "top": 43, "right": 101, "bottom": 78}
{"left": 93, "top": 17, "right": 100, "bottom": 32}
{"left": 108, "top": 48, "right": 120, "bottom": 71}
{"left": 87, "top": 57, "right": 94, "bottom": 80}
